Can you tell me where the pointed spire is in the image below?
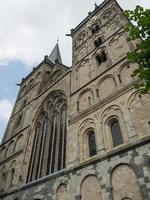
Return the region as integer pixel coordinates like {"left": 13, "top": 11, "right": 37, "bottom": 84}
{"left": 48, "top": 42, "right": 62, "bottom": 64}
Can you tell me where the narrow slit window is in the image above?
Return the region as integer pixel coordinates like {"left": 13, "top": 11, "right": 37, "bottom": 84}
{"left": 91, "top": 28, "right": 96, "bottom": 35}
{"left": 98, "top": 37, "right": 102, "bottom": 45}
{"left": 91, "top": 25, "right": 99, "bottom": 35}
{"left": 88, "top": 131, "right": 97, "bottom": 157}
{"left": 148, "top": 121, "right": 150, "bottom": 128}
{"left": 94, "top": 37, "right": 102, "bottom": 48}
{"left": 96, "top": 89, "right": 99, "bottom": 97}
{"left": 95, "top": 25, "right": 100, "bottom": 32}
{"left": 88, "top": 96, "right": 91, "bottom": 105}
{"left": 77, "top": 101, "right": 80, "bottom": 112}
{"left": 101, "top": 50, "right": 107, "bottom": 62}
{"left": 10, "top": 169, "right": 15, "bottom": 188}
{"left": 94, "top": 40, "right": 99, "bottom": 48}
{"left": 96, "top": 55, "right": 102, "bottom": 65}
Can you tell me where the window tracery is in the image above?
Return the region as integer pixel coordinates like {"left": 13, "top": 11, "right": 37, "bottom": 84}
{"left": 27, "top": 91, "right": 67, "bottom": 182}
{"left": 40, "top": 70, "right": 64, "bottom": 93}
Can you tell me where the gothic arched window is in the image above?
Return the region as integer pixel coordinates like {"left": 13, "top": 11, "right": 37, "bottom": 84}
{"left": 110, "top": 119, "right": 123, "bottom": 147}
{"left": 88, "top": 131, "right": 97, "bottom": 157}
{"left": 27, "top": 91, "right": 67, "bottom": 183}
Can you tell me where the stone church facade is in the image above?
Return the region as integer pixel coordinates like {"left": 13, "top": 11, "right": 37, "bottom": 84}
{"left": 0, "top": 0, "right": 150, "bottom": 199}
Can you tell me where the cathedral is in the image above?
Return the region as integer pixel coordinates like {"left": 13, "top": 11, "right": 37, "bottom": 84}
{"left": 0, "top": 0, "right": 150, "bottom": 199}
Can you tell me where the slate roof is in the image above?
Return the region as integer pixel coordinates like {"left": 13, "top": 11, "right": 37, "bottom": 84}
{"left": 48, "top": 43, "right": 62, "bottom": 64}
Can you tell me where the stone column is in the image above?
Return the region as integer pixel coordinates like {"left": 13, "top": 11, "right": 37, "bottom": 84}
{"left": 96, "top": 121, "right": 106, "bottom": 154}
{"left": 122, "top": 105, "right": 137, "bottom": 141}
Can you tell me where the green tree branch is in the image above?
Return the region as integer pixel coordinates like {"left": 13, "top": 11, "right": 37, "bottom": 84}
{"left": 125, "top": 5, "right": 150, "bottom": 94}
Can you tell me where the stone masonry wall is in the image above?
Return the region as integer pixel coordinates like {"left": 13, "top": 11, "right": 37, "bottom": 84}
{"left": 1, "top": 141, "right": 150, "bottom": 200}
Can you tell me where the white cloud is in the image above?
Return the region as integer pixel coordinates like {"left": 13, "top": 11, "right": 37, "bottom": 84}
{"left": 0, "top": 99, "right": 13, "bottom": 122}
{"left": 0, "top": 0, "right": 149, "bottom": 67}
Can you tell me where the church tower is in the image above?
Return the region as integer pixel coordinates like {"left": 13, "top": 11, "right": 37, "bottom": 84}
{"left": 0, "top": 0, "right": 150, "bottom": 199}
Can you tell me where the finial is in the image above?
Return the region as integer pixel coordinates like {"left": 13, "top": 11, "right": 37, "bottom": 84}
{"left": 57, "top": 37, "right": 59, "bottom": 44}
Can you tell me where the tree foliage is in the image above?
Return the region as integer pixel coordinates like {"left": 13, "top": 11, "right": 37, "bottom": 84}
{"left": 125, "top": 5, "right": 150, "bottom": 94}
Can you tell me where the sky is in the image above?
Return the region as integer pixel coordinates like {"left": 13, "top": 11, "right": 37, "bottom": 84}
{"left": 0, "top": 0, "right": 149, "bottom": 143}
